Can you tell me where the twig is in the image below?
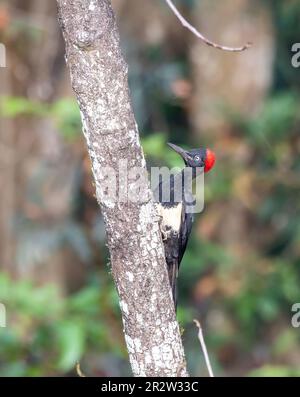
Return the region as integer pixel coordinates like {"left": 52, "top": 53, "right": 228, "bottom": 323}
{"left": 165, "top": 0, "right": 252, "bottom": 52}
{"left": 76, "top": 362, "right": 86, "bottom": 377}
{"left": 193, "top": 319, "right": 214, "bottom": 377}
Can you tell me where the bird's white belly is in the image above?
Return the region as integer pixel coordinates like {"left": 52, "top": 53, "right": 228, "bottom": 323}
{"left": 156, "top": 203, "right": 182, "bottom": 233}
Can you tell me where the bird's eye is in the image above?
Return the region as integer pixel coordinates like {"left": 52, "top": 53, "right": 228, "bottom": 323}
{"left": 194, "top": 155, "right": 200, "bottom": 162}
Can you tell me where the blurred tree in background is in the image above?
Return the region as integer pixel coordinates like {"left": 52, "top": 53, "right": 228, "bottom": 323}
{"left": 0, "top": 0, "right": 299, "bottom": 376}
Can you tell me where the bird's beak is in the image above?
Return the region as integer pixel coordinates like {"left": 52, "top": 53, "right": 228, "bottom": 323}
{"left": 167, "top": 142, "right": 189, "bottom": 162}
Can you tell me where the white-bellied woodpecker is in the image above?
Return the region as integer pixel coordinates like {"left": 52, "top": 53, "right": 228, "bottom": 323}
{"left": 154, "top": 143, "right": 216, "bottom": 310}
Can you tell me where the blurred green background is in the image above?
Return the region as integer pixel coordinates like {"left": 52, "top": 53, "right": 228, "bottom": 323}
{"left": 0, "top": 0, "right": 299, "bottom": 377}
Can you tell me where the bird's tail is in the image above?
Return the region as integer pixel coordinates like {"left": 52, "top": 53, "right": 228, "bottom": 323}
{"left": 168, "top": 260, "right": 179, "bottom": 312}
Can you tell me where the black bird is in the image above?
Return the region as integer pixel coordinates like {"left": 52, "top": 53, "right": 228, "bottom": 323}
{"left": 154, "top": 143, "right": 216, "bottom": 310}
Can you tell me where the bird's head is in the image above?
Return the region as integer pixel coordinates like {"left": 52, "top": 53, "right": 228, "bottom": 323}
{"left": 167, "top": 142, "right": 216, "bottom": 173}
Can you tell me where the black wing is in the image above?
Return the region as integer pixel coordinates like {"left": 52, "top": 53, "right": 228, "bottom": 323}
{"left": 178, "top": 207, "right": 194, "bottom": 265}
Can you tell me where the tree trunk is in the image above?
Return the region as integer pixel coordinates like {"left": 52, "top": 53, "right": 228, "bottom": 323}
{"left": 57, "top": 0, "right": 188, "bottom": 377}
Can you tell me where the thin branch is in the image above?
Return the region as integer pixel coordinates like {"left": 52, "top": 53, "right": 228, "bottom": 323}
{"left": 165, "top": 0, "right": 252, "bottom": 52}
{"left": 76, "top": 362, "right": 87, "bottom": 377}
{"left": 193, "top": 319, "right": 214, "bottom": 377}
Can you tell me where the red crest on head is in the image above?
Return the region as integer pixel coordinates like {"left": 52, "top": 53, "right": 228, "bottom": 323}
{"left": 204, "top": 149, "right": 216, "bottom": 173}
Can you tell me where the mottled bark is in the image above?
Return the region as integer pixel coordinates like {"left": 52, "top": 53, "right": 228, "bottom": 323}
{"left": 57, "top": 0, "right": 188, "bottom": 377}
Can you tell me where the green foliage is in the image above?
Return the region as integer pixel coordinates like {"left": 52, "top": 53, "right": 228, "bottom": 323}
{"left": 248, "top": 93, "right": 300, "bottom": 144}
{"left": 0, "top": 96, "right": 47, "bottom": 117}
{"left": 0, "top": 273, "right": 124, "bottom": 376}
{"left": 142, "top": 133, "right": 167, "bottom": 159}
{"left": 50, "top": 99, "right": 81, "bottom": 141}
{"left": 249, "top": 365, "right": 300, "bottom": 377}
{"left": 0, "top": 96, "right": 81, "bottom": 141}
{"left": 1, "top": 0, "right": 300, "bottom": 377}
{"left": 142, "top": 133, "right": 190, "bottom": 168}
{"left": 56, "top": 321, "right": 85, "bottom": 371}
